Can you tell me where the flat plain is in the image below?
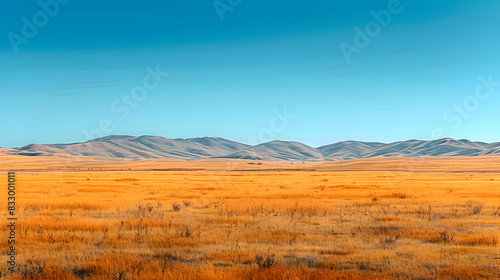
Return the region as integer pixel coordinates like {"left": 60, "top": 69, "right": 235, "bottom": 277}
{"left": 1, "top": 157, "right": 500, "bottom": 279}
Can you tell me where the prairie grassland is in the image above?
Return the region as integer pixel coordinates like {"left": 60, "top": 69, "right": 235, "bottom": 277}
{"left": 1, "top": 170, "right": 499, "bottom": 279}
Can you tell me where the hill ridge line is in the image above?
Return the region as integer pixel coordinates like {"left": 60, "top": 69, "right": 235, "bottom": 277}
{"left": 3, "top": 135, "right": 500, "bottom": 161}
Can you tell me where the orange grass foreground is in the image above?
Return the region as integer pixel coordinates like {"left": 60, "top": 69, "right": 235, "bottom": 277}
{"left": 1, "top": 157, "right": 500, "bottom": 279}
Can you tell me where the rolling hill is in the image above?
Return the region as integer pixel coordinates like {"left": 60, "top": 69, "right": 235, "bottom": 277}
{"left": 2, "top": 136, "right": 500, "bottom": 161}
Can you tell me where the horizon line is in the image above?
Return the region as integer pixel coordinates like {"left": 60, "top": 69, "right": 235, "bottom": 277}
{"left": 4, "top": 134, "right": 499, "bottom": 149}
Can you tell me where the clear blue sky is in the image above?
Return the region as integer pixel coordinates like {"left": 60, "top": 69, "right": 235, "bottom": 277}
{"left": 1, "top": 0, "right": 500, "bottom": 148}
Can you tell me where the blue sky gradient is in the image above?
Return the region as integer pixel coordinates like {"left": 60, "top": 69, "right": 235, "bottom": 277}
{"left": 1, "top": 0, "right": 500, "bottom": 147}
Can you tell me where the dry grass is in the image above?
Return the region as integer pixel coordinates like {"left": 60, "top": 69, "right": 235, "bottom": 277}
{"left": 1, "top": 170, "right": 500, "bottom": 279}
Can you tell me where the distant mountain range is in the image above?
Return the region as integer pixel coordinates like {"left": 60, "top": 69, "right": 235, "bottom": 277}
{"left": 2, "top": 135, "right": 500, "bottom": 161}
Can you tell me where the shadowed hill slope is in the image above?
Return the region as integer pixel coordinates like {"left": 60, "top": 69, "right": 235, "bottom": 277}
{"left": 3, "top": 136, "right": 500, "bottom": 161}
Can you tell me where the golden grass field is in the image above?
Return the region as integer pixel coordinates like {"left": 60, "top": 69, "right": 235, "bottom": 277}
{"left": 1, "top": 156, "right": 500, "bottom": 279}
